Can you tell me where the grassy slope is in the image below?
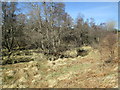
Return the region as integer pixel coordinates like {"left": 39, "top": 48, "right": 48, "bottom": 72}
{"left": 1, "top": 45, "right": 118, "bottom": 88}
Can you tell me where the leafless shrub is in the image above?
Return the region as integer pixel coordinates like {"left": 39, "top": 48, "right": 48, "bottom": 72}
{"left": 2, "top": 2, "right": 118, "bottom": 62}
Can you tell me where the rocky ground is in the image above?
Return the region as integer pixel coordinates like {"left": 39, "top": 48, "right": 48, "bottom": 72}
{"left": 0, "top": 45, "right": 118, "bottom": 88}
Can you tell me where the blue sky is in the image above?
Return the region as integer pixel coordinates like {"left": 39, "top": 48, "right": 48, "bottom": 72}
{"left": 65, "top": 2, "right": 118, "bottom": 27}
{"left": 17, "top": 2, "right": 118, "bottom": 28}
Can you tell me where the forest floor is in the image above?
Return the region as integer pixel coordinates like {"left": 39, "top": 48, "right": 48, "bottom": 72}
{"left": 0, "top": 44, "right": 118, "bottom": 88}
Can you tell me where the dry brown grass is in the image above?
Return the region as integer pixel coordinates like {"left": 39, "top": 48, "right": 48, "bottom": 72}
{"left": 1, "top": 34, "right": 118, "bottom": 88}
